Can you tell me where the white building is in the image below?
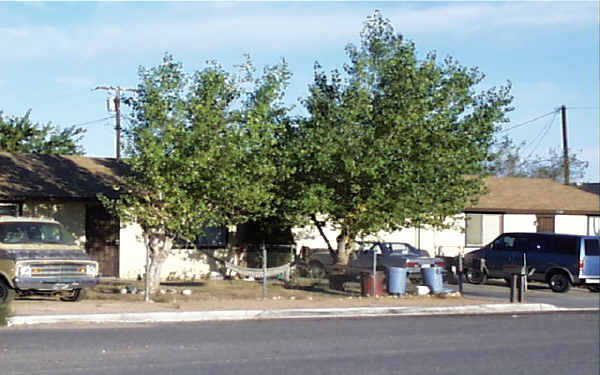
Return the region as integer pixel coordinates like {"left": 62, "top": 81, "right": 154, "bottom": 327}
{"left": 1, "top": 153, "right": 598, "bottom": 280}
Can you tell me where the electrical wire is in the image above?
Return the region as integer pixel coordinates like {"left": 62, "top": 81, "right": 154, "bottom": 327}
{"left": 498, "top": 110, "right": 558, "bottom": 134}
{"left": 524, "top": 111, "right": 558, "bottom": 160}
{"left": 69, "top": 116, "right": 115, "bottom": 128}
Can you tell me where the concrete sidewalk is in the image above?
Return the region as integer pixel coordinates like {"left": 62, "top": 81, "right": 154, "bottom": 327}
{"left": 8, "top": 303, "right": 596, "bottom": 327}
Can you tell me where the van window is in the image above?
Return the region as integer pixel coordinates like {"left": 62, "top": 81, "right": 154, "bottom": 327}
{"left": 555, "top": 236, "right": 578, "bottom": 255}
{"left": 585, "top": 239, "right": 600, "bottom": 255}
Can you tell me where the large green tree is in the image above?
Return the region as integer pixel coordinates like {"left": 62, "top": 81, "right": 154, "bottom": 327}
{"left": 0, "top": 110, "right": 85, "bottom": 154}
{"left": 293, "top": 11, "right": 513, "bottom": 264}
{"left": 103, "top": 55, "right": 292, "bottom": 296}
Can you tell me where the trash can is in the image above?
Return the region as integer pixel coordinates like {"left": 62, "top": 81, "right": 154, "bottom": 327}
{"left": 422, "top": 266, "right": 444, "bottom": 294}
{"left": 361, "top": 271, "right": 384, "bottom": 296}
{"left": 387, "top": 267, "right": 407, "bottom": 295}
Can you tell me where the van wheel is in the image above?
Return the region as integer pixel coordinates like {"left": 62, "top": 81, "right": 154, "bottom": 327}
{"left": 587, "top": 285, "right": 600, "bottom": 293}
{"left": 548, "top": 273, "right": 570, "bottom": 293}
{"left": 0, "top": 279, "right": 15, "bottom": 304}
{"left": 60, "top": 288, "right": 87, "bottom": 302}
{"left": 466, "top": 269, "right": 487, "bottom": 285}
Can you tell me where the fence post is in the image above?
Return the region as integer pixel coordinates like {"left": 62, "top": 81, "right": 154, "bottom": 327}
{"left": 458, "top": 253, "right": 464, "bottom": 294}
{"left": 262, "top": 242, "right": 267, "bottom": 300}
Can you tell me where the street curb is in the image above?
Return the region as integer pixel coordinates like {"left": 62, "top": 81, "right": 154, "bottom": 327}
{"left": 8, "top": 303, "right": 596, "bottom": 327}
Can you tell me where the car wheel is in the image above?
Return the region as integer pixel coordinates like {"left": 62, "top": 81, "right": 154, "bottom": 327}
{"left": 548, "top": 273, "right": 570, "bottom": 293}
{"left": 60, "top": 288, "right": 87, "bottom": 302}
{"left": 0, "top": 279, "right": 15, "bottom": 304}
{"left": 309, "top": 262, "right": 326, "bottom": 279}
{"left": 466, "top": 269, "right": 487, "bottom": 285}
{"left": 587, "top": 285, "right": 600, "bottom": 293}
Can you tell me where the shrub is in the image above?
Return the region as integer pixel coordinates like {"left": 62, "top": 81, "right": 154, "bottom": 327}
{"left": 0, "top": 303, "right": 10, "bottom": 327}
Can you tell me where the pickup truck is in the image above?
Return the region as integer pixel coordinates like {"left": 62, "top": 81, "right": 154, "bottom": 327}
{"left": 302, "top": 241, "right": 444, "bottom": 283}
{"left": 0, "top": 216, "right": 99, "bottom": 303}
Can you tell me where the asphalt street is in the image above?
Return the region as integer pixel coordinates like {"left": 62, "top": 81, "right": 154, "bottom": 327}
{"left": 460, "top": 280, "right": 600, "bottom": 308}
{"left": 1, "top": 312, "right": 598, "bottom": 375}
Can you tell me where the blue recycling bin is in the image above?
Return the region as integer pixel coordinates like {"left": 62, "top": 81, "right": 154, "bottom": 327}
{"left": 422, "top": 266, "right": 444, "bottom": 294}
{"left": 387, "top": 267, "right": 407, "bottom": 295}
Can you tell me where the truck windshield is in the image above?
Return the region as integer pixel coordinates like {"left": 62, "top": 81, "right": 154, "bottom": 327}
{"left": 0, "top": 222, "right": 76, "bottom": 245}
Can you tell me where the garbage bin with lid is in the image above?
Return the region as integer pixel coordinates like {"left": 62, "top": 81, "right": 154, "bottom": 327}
{"left": 387, "top": 267, "right": 407, "bottom": 295}
{"left": 360, "top": 271, "right": 384, "bottom": 296}
{"left": 422, "top": 266, "right": 444, "bottom": 294}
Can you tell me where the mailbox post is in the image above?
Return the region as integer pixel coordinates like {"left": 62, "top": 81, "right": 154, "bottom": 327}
{"left": 504, "top": 264, "right": 526, "bottom": 303}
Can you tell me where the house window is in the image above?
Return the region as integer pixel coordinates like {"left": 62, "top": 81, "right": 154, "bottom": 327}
{"left": 465, "top": 213, "right": 502, "bottom": 246}
{"left": 536, "top": 214, "right": 555, "bottom": 233}
{"left": 589, "top": 216, "right": 600, "bottom": 236}
{"left": 196, "top": 226, "right": 228, "bottom": 248}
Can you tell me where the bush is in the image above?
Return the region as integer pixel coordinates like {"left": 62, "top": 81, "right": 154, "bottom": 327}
{"left": 246, "top": 244, "right": 293, "bottom": 268}
{"left": 0, "top": 303, "right": 10, "bottom": 327}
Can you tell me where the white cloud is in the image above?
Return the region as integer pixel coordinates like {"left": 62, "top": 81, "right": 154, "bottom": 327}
{"left": 0, "top": 2, "right": 595, "bottom": 63}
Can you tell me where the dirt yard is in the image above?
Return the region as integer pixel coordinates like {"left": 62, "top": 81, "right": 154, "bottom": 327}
{"left": 10, "top": 278, "right": 494, "bottom": 316}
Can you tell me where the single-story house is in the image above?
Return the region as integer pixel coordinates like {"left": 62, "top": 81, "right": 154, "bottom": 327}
{"left": 1, "top": 152, "right": 599, "bottom": 280}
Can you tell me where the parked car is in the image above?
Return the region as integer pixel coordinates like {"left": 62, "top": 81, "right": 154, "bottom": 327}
{"left": 0, "top": 216, "right": 100, "bottom": 303}
{"left": 463, "top": 232, "right": 600, "bottom": 293}
{"left": 302, "top": 241, "right": 444, "bottom": 283}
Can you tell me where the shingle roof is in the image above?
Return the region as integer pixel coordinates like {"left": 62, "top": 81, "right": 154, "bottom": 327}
{"left": 468, "top": 177, "right": 600, "bottom": 215}
{"left": 0, "top": 152, "right": 127, "bottom": 200}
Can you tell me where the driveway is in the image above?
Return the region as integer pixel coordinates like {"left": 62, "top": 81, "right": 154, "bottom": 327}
{"left": 460, "top": 280, "right": 599, "bottom": 309}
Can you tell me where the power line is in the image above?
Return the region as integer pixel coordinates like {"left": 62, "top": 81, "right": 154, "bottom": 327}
{"left": 524, "top": 111, "right": 558, "bottom": 160}
{"left": 498, "top": 110, "right": 558, "bottom": 134}
{"left": 69, "top": 116, "right": 115, "bottom": 128}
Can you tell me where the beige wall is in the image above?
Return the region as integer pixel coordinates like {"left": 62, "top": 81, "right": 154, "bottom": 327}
{"left": 118, "top": 222, "right": 232, "bottom": 281}
{"left": 555, "top": 215, "right": 588, "bottom": 235}
{"left": 22, "top": 201, "right": 86, "bottom": 245}
{"left": 503, "top": 214, "right": 536, "bottom": 232}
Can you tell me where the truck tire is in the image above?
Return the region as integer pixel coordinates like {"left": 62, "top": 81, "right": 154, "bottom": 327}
{"left": 60, "top": 288, "right": 87, "bottom": 302}
{"left": 309, "top": 261, "right": 326, "bottom": 279}
{"left": 548, "top": 273, "right": 570, "bottom": 293}
{"left": 0, "top": 279, "right": 15, "bottom": 304}
{"left": 587, "top": 285, "right": 600, "bottom": 293}
{"left": 466, "top": 269, "right": 487, "bottom": 285}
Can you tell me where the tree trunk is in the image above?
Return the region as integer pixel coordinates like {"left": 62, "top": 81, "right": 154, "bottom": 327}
{"left": 144, "top": 232, "right": 173, "bottom": 300}
{"left": 336, "top": 233, "right": 352, "bottom": 266}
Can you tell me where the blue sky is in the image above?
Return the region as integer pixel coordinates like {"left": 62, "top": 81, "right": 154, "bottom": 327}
{"left": 1, "top": 1, "right": 598, "bottom": 181}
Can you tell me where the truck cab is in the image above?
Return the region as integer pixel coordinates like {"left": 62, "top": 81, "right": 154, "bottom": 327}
{"left": 0, "top": 216, "right": 99, "bottom": 303}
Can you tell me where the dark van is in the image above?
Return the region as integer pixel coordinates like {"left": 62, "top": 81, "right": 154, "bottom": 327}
{"left": 463, "top": 232, "right": 600, "bottom": 293}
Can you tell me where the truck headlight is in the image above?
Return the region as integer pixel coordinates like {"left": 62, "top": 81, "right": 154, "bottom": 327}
{"left": 17, "top": 264, "right": 32, "bottom": 278}
{"left": 86, "top": 264, "right": 98, "bottom": 276}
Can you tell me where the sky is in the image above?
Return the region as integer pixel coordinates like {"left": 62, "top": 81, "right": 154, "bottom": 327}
{"left": 1, "top": 1, "right": 598, "bottom": 182}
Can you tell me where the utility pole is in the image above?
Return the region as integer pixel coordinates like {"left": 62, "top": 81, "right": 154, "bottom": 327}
{"left": 93, "top": 86, "right": 137, "bottom": 159}
{"left": 560, "top": 105, "right": 570, "bottom": 185}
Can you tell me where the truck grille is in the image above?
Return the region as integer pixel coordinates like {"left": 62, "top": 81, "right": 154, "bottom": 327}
{"left": 28, "top": 263, "right": 89, "bottom": 278}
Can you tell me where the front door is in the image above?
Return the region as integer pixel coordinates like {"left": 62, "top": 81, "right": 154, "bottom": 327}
{"left": 536, "top": 215, "right": 555, "bottom": 233}
{"left": 86, "top": 205, "right": 120, "bottom": 277}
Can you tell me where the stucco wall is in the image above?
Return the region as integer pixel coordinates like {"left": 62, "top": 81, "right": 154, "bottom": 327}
{"left": 291, "top": 216, "right": 467, "bottom": 257}
{"left": 555, "top": 215, "right": 588, "bottom": 235}
{"left": 118, "top": 222, "right": 232, "bottom": 281}
{"left": 22, "top": 201, "right": 86, "bottom": 246}
{"left": 503, "top": 214, "right": 536, "bottom": 232}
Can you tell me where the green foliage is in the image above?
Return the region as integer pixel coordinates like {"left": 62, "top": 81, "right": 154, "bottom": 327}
{"left": 0, "top": 303, "right": 9, "bottom": 327}
{"left": 245, "top": 245, "right": 293, "bottom": 268}
{"left": 0, "top": 110, "right": 85, "bottom": 154}
{"left": 103, "top": 52, "right": 293, "bottom": 245}
{"left": 485, "top": 135, "right": 589, "bottom": 183}
{"left": 290, "top": 11, "right": 513, "bottom": 249}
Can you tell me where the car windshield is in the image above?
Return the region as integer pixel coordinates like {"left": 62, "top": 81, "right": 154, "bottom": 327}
{"left": 0, "top": 222, "right": 76, "bottom": 245}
